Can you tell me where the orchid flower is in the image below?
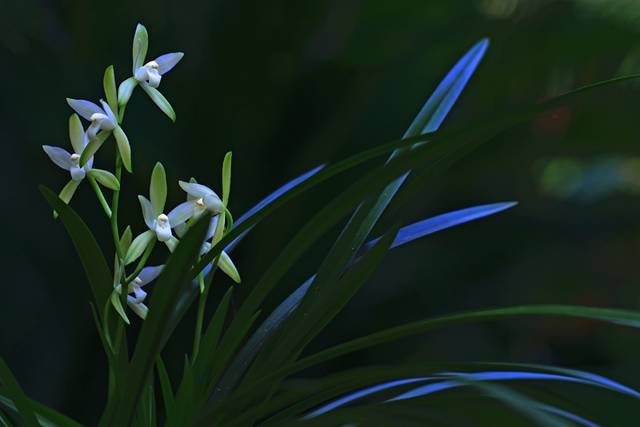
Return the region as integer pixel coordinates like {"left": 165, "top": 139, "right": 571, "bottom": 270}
{"left": 43, "top": 114, "right": 119, "bottom": 209}
{"left": 66, "top": 98, "right": 133, "bottom": 172}
{"left": 114, "top": 265, "right": 163, "bottom": 320}
{"left": 175, "top": 152, "right": 240, "bottom": 285}
{"left": 125, "top": 162, "right": 193, "bottom": 264}
{"left": 118, "top": 23, "right": 183, "bottom": 122}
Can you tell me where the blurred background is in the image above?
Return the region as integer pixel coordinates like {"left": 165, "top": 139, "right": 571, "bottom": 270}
{"left": 2, "top": 0, "right": 640, "bottom": 423}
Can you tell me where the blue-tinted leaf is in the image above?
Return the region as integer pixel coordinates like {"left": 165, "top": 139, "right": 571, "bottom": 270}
{"left": 305, "top": 377, "right": 430, "bottom": 419}
{"left": 538, "top": 404, "right": 600, "bottom": 427}
{"left": 363, "top": 202, "right": 516, "bottom": 252}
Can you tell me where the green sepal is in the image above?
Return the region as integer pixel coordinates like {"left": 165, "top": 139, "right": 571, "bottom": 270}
{"left": 120, "top": 226, "right": 133, "bottom": 256}
{"left": 113, "top": 126, "right": 132, "bottom": 172}
{"left": 80, "top": 130, "right": 110, "bottom": 167}
{"left": 125, "top": 230, "right": 156, "bottom": 265}
{"left": 222, "top": 151, "right": 232, "bottom": 206}
{"left": 218, "top": 251, "right": 240, "bottom": 284}
{"left": 132, "top": 23, "right": 148, "bottom": 72}
{"left": 69, "top": 114, "right": 84, "bottom": 154}
{"left": 141, "top": 83, "right": 176, "bottom": 122}
{"left": 150, "top": 162, "right": 167, "bottom": 215}
{"left": 110, "top": 288, "right": 131, "bottom": 325}
{"left": 53, "top": 180, "right": 80, "bottom": 219}
{"left": 103, "top": 65, "right": 119, "bottom": 119}
{"left": 88, "top": 169, "right": 120, "bottom": 191}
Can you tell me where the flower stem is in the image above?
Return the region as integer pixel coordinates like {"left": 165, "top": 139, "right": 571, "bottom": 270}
{"left": 111, "top": 154, "right": 124, "bottom": 261}
{"left": 88, "top": 176, "right": 113, "bottom": 218}
{"left": 192, "top": 262, "right": 218, "bottom": 360}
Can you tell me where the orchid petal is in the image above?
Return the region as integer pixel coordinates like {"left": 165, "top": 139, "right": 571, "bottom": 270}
{"left": 168, "top": 201, "right": 194, "bottom": 227}
{"left": 179, "top": 181, "right": 215, "bottom": 199}
{"left": 137, "top": 265, "right": 164, "bottom": 285}
{"left": 155, "top": 52, "right": 184, "bottom": 75}
{"left": 206, "top": 215, "right": 220, "bottom": 240}
{"left": 43, "top": 145, "right": 73, "bottom": 170}
{"left": 127, "top": 299, "right": 149, "bottom": 320}
{"left": 173, "top": 222, "right": 189, "bottom": 238}
{"left": 70, "top": 166, "right": 86, "bottom": 182}
{"left": 100, "top": 99, "right": 118, "bottom": 124}
{"left": 131, "top": 286, "right": 147, "bottom": 303}
{"left": 66, "top": 98, "right": 103, "bottom": 121}
{"left": 138, "top": 195, "right": 156, "bottom": 229}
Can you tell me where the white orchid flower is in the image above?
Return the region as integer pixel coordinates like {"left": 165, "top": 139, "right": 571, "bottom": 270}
{"left": 43, "top": 114, "right": 119, "bottom": 208}
{"left": 114, "top": 265, "right": 163, "bottom": 320}
{"left": 125, "top": 163, "right": 193, "bottom": 264}
{"left": 178, "top": 181, "right": 225, "bottom": 215}
{"left": 66, "top": 98, "right": 133, "bottom": 172}
{"left": 174, "top": 153, "right": 240, "bottom": 284}
{"left": 134, "top": 53, "right": 184, "bottom": 89}
{"left": 118, "top": 23, "right": 183, "bottom": 122}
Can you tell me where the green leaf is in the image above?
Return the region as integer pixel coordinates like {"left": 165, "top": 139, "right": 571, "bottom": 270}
{"left": 150, "top": 162, "right": 167, "bottom": 215}
{"left": 246, "top": 305, "right": 640, "bottom": 395}
{"left": 80, "top": 130, "right": 110, "bottom": 167}
{"left": 125, "top": 230, "right": 156, "bottom": 265}
{"left": 0, "top": 392, "right": 84, "bottom": 427}
{"left": 141, "top": 83, "right": 176, "bottom": 122}
{"left": 156, "top": 358, "right": 175, "bottom": 420}
{"left": 0, "top": 358, "right": 39, "bottom": 427}
{"left": 209, "top": 227, "right": 399, "bottom": 419}
{"left": 89, "top": 169, "right": 120, "bottom": 191}
{"left": 68, "top": 114, "right": 84, "bottom": 154}
{"left": 103, "top": 65, "right": 119, "bottom": 119}
{"left": 40, "top": 186, "right": 113, "bottom": 317}
{"left": 132, "top": 23, "right": 148, "bottom": 73}
{"left": 222, "top": 152, "right": 232, "bottom": 206}
{"left": 109, "top": 214, "right": 211, "bottom": 427}
{"left": 113, "top": 126, "right": 132, "bottom": 173}
{"left": 191, "top": 287, "right": 234, "bottom": 391}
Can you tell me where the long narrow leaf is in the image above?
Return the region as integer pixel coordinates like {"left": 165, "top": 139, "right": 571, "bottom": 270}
{"left": 231, "top": 304, "right": 640, "bottom": 408}
{"left": 0, "top": 359, "right": 39, "bottom": 427}
{"left": 107, "top": 214, "right": 211, "bottom": 427}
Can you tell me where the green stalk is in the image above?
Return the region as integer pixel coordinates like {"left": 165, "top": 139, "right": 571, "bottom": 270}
{"left": 88, "top": 176, "right": 113, "bottom": 218}
{"left": 111, "top": 154, "right": 124, "bottom": 260}
{"left": 192, "top": 270, "right": 208, "bottom": 359}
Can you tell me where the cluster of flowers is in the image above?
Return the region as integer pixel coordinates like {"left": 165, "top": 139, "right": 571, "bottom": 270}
{"left": 42, "top": 24, "right": 240, "bottom": 320}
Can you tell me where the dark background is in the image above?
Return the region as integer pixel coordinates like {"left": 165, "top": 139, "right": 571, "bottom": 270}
{"left": 2, "top": 0, "right": 640, "bottom": 423}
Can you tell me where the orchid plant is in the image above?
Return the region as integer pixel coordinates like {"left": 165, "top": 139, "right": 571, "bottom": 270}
{"left": 2, "top": 22, "right": 640, "bottom": 427}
